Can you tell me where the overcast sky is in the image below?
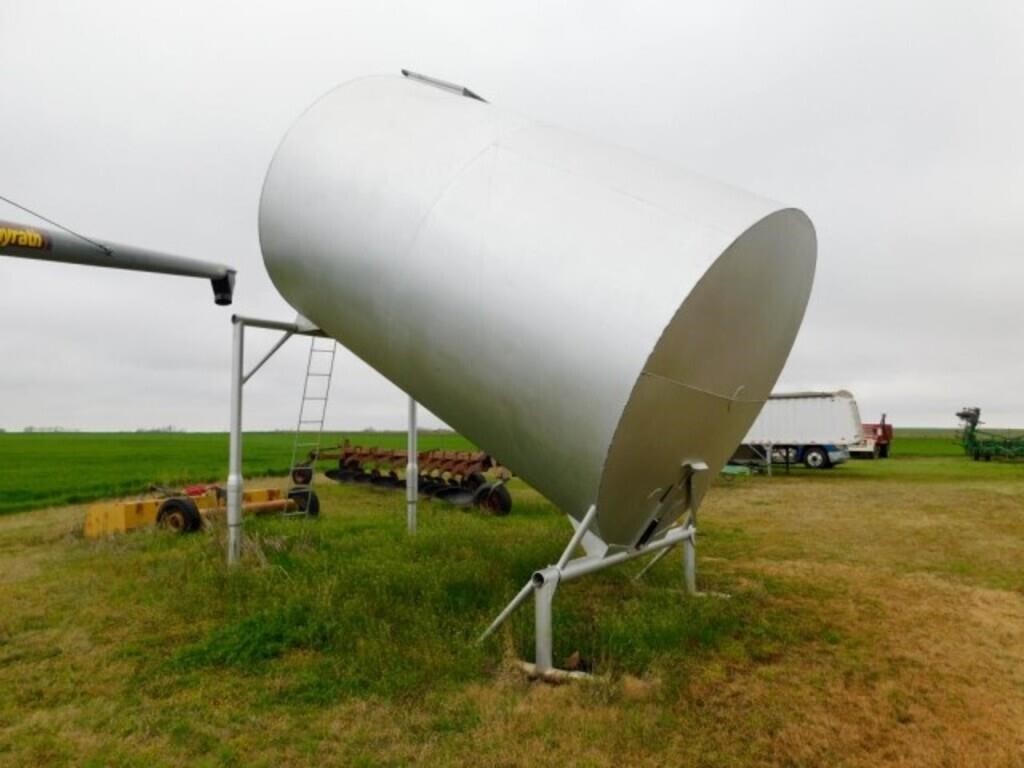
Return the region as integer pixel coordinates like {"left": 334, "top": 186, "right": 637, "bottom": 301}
{"left": 1, "top": 0, "right": 1021, "bottom": 432}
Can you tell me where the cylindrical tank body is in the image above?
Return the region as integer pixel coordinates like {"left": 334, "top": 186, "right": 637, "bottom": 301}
{"left": 259, "top": 75, "right": 816, "bottom": 548}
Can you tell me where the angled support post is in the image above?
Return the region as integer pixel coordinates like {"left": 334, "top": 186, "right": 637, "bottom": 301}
{"left": 683, "top": 531, "right": 697, "bottom": 595}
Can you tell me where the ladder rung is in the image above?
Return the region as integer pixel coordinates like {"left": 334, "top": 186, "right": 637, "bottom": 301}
{"left": 288, "top": 339, "right": 334, "bottom": 495}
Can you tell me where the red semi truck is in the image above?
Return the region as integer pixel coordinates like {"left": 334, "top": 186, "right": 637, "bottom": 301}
{"left": 850, "top": 415, "right": 893, "bottom": 459}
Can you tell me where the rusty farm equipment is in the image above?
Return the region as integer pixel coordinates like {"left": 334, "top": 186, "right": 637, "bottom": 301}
{"left": 294, "top": 441, "right": 513, "bottom": 515}
{"left": 84, "top": 482, "right": 319, "bottom": 539}
{"left": 957, "top": 407, "right": 1024, "bottom": 461}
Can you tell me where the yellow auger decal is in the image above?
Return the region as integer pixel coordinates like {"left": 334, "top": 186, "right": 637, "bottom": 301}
{"left": 0, "top": 224, "right": 50, "bottom": 249}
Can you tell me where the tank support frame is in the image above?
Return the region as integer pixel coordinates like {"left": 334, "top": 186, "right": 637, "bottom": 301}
{"left": 480, "top": 462, "right": 707, "bottom": 678}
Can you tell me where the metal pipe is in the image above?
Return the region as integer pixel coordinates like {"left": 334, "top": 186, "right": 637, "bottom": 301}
{"left": 683, "top": 535, "right": 697, "bottom": 595}
{"left": 227, "top": 318, "right": 245, "bottom": 565}
{"left": 556, "top": 504, "right": 597, "bottom": 571}
{"left": 481, "top": 524, "right": 697, "bottom": 642}
{"left": 533, "top": 568, "right": 559, "bottom": 674}
{"left": 558, "top": 525, "right": 695, "bottom": 583}
{"left": 401, "top": 69, "right": 488, "bottom": 102}
{"left": 243, "top": 330, "right": 293, "bottom": 384}
{"left": 230, "top": 315, "right": 322, "bottom": 335}
{"left": 406, "top": 397, "right": 418, "bottom": 534}
{"left": 479, "top": 578, "right": 534, "bottom": 641}
{"left": 0, "top": 218, "right": 235, "bottom": 304}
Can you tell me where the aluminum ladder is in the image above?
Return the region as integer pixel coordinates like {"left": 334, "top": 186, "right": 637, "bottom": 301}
{"left": 286, "top": 337, "right": 337, "bottom": 515}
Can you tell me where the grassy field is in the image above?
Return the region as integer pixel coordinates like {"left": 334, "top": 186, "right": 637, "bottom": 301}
{"left": 0, "top": 431, "right": 473, "bottom": 515}
{"left": 0, "top": 427, "right": 972, "bottom": 515}
{"left": 0, "top": 435, "right": 1022, "bottom": 766}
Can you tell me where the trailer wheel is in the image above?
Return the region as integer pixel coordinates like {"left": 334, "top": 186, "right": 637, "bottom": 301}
{"left": 804, "top": 447, "right": 830, "bottom": 469}
{"left": 288, "top": 488, "right": 320, "bottom": 517}
{"left": 157, "top": 497, "right": 202, "bottom": 533}
{"left": 474, "top": 483, "right": 512, "bottom": 516}
{"left": 878, "top": 444, "right": 890, "bottom": 459}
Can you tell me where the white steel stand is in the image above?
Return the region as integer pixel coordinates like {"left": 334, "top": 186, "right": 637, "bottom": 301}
{"left": 227, "top": 314, "right": 324, "bottom": 565}
{"left": 227, "top": 319, "right": 246, "bottom": 564}
{"left": 226, "top": 316, "right": 424, "bottom": 564}
{"left": 480, "top": 502, "right": 702, "bottom": 678}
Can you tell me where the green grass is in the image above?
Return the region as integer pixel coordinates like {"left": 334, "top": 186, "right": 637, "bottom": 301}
{"left": 0, "top": 432, "right": 1022, "bottom": 765}
{"left": 0, "top": 431, "right": 473, "bottom": 515}
{"left": 0, "top": 479, "right": 829, "bottom": 765}
{"left": 3, "top": 429, "right": 1016, "bottom": 516}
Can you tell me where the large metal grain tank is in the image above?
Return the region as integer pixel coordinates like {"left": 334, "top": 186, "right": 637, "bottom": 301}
{"left": 259, "top": 74, "right": 816, "bottom": 549}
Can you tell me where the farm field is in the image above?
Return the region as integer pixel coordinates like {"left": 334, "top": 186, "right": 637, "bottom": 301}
{"left": 0, "top": 434, "right": 1022, "bottom": 766}
{"left": 0, "top": 431, "right": 474, "bottom": 515}
{"left": 0, "top": 426, "right": 975, "bottom": 516}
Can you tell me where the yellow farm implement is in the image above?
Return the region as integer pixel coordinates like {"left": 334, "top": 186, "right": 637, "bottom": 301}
{"left": 84, "top": 483, "right": 318, "bottom": 539}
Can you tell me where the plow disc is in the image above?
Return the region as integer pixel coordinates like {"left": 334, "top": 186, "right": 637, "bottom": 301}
{"left": 310, "top": 442, "right": 513, "bottom": 515}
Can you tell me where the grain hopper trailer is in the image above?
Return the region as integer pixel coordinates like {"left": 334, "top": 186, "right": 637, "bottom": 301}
{"left": 957, "top": 407, "right": 1024, "bottom": 460}
{"left": 731, "top": 390, "right": 863, "bottom": 469}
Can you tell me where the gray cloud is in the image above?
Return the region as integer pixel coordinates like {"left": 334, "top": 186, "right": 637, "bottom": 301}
{"left": 2, "top": 0, "right": 1021, "bottom": 431}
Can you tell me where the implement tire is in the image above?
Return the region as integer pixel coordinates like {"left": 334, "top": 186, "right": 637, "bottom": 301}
{"left": 474, "top": 483, "right": 512, "bottom": 516}
{"left": 157, "top": 497, "right": 202, "bottom": 533}
{"left": 288, "top": 488, "right": 320, "bottom": 517}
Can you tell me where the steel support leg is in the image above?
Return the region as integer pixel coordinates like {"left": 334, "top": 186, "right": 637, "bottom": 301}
{"left": 406, "top": 397, "right": 418, "bottom": 534}
{"left": 227, "top": 319, "right": 245, "bottom": 565}
{"left": 480, "top": 505, "right": 700, "bottom": 676}
{"left": 533, "top": 568, "right": 559, "bottom": 675}
{"left": 683, "top": 533, "right": 697, "bottom": 595}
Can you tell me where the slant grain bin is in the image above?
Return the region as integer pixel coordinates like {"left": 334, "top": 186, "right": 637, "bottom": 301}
{"left": 259, "top": 73, "right": 816, "bottom": 553}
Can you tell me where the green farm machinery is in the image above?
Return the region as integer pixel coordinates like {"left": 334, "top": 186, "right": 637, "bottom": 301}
{"left": 956, "top": 407, "right": 1024, "bottom": 461}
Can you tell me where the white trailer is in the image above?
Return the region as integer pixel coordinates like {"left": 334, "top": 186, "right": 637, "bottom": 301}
{"left": 733, "top": 390, "right": 863, "bottom": 469}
